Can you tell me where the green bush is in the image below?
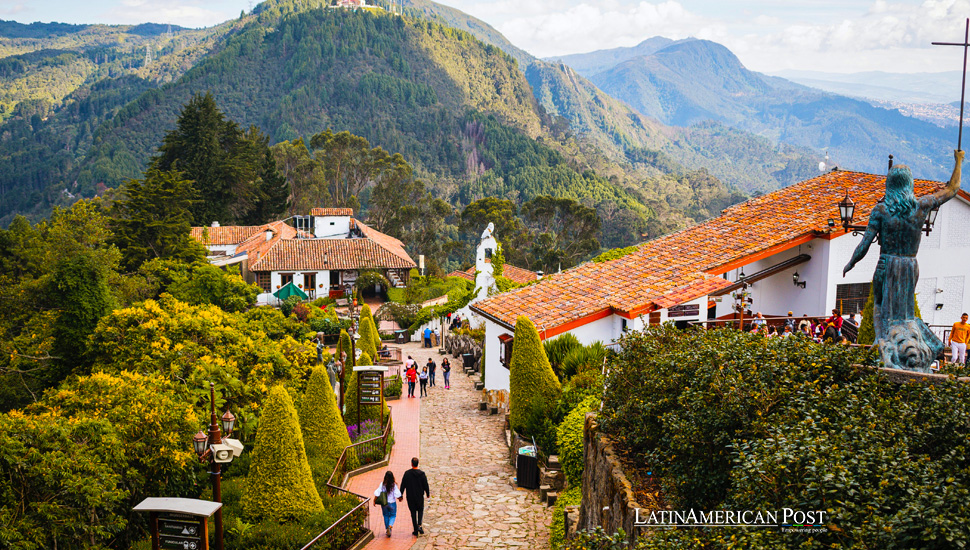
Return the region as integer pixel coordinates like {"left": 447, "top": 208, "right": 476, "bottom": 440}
{"left": 550, "top": 486, "right": 582, "bottom": 549}
{"left": 509, "top": 315, "right": 562, "bottom": 435}
{"left": 557, "top": 396, "right": 600, "bottom": 487}
{"left": 280, "top": 295, "right": 301, "bottom": 317}
{"left": 243, "top": 385, "right": 323, "bottom": 522}
{"left": 557, "top": 369, "right": 603, "bottom": 420}
{"left": 544, "top": 333, "right": 582, "bottom": 380}
{"left": 561, "top": 342, "right": 608, "bottom": 380}
{"left": 385, "top": 375, "right": 403, "bottom": 397}
{"left": 360, "top": 303, "right": 382, "bottom": 352}
{"left": 356, "top": 311, "right": 379, "bottom": 359}
{"left": 601, "top": 326, "right": 875, "bottom": 510}
{"left": 299, "top": 367, "right": 354, "bottom": 479}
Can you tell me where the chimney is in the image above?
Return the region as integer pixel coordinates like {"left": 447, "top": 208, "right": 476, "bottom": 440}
{"left": 265, "top": 229, "right": 273, "bottom": 242}
{"left": 537, "top": 270, "right": 544, "bottom": 280}
{"left": 211, "top": 221, "right": 220, "bottom": 227}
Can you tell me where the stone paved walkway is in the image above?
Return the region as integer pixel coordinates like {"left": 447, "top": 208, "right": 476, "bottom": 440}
{"left": 402, "top": 343, "right": 552, "bottom": 550}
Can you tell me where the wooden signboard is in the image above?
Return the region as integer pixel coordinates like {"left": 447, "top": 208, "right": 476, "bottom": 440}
{"left": 358, "top": 371, "right": 383, "bottom": 404}
{"left": 133, "top": 497, "right": 221, "bottom": 550}
{"left": 354, "top": 366, "right": 388, "bottom": 431}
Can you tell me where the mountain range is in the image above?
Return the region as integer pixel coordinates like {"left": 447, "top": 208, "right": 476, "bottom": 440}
{"left": 0, "top": 0, "right": 821, "bottom": 233}
{"left": 1, "top": 0, "right": 957, "bottom": 239}
{"left": 548, "top": 37, "right": 959, "bottom": 181}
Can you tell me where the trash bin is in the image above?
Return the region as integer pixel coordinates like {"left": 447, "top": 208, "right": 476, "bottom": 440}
{"left": 462, "top": 353, "right": 475, "bottom": 371}
{"left": 395, "top": 330, "right": 409, "bottom": 344}
{"left": 516, "top": 446, "right": 539, "bottom": 489}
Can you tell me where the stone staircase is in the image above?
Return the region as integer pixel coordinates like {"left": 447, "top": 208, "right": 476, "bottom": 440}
{"left": 386, "top": 270, "right": 405, "bottom": 288}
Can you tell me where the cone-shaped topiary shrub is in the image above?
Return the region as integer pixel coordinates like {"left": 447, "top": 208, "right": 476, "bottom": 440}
{"left": 361, "top": 303, "right": 382, "bottom": 351}
{"left": 356, "top": 314, "right": 378, "bottom": 360}
{"left": 299, "top": 367, "right": 354, "bottom": 478}
{"left": 244, "top": 385, "right": 323, "bottom": 521}
{"left": 342, "top": 352, "right": 390, "bottom": 429}
{"left": 557, "top": 395, "right": 600, "bottom": 487}
{"left": 509, "top": 315, "right": 562, "bottom": 435}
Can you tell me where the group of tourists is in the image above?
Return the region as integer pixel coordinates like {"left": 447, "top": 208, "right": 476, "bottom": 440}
{"left": 750, "top": 309, "right": 858, "bottom": 344}
{"left": 403, "top": 355, "right": 451, "bottom": 397}
{"left": 374, "top": 457, "right": 431, "bottom": 538}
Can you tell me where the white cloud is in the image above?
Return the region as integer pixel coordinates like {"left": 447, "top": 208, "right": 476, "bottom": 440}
{"left": 100, "top": 0, "right": 226, "bottom": 27}
{"left": 0, "top": 2, "right": 26, "bottom": 16}
{"left": 495, "top": 1, "right": 722, "bottom": 57}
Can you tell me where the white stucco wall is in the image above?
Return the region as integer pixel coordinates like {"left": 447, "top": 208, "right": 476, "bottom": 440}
{"left": 713, "top": 196, "right": 970, "bottom": 324}
{"left": 206, "top": 244, "right": 237, "bottom": 256}
{"left": 314, "top": 215, "right": 351, "bottom": 238}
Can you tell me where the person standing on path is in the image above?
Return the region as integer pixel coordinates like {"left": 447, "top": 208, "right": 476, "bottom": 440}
{"left": 427, "top": 357, "right": 437, "bottom": 387}
{"left": 374, "top": 471, "right": 403, "bottom": 537}
{"left": 400, "top": 457, "right": 430, "bottom": 536}
{"left": 419, "top": 366, "right": 429, "bottom": 397}
{"left": 949, "top": 313, "right": 970, "bottom": 365}
{"left": 441, "top": 358, "right": 451, "bottom": 389}
{"left": 423, "top": 327, "right": 432, "bottom": 348}
{"left": 405, "top": 364, "right": 417, "bottom": 398}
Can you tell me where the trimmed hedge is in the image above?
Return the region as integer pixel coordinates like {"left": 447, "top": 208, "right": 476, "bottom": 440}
{"left": 360, "top": 304, "right": 381, "bottom": 352}
{"left": 243, "top": 386, "right": 323, "bottom": 522}
{"left": 299, "top": 367, "right": 354, "bottom": 477}
{"left": 550, "top": 486, "right": 582, "bottom": 549}
{"left": 509, "top": 315, "right": 561, "bottom": 435}
{"left": 557, "top": 395, "right": 599, "bottom": 487}
{"left": 356, "top": 312, "right": 378, "bottom": 360}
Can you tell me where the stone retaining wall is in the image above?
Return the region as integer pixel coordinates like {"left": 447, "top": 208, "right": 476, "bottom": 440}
{"left": 577, "top": 413, "right": 642, "bottom": 544}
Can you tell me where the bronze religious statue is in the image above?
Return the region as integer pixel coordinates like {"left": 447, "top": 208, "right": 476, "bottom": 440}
{"left": 843, "top": 150, "right": 964, "bottom": 372}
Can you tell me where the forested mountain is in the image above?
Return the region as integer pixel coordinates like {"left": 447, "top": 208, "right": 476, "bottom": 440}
{"left": 564, "top": 38, "right": 957, "bottom": 181}
{"left": 392, "top": 0, "right": 819, "bottom": 192}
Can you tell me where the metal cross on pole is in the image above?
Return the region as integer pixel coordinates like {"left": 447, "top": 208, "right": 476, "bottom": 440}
{"left": 933, "top": 17, "right": 970, "bottom": 151}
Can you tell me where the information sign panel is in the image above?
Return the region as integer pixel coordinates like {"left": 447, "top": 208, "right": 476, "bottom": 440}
{"left": 158, "top": 512, "right": 206, "bottom": 550}
{"left": 359, "top": 371, "right": 383, "bottom": 404}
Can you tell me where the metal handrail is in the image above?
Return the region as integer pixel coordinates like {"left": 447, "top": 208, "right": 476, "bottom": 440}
{"left": 302, "top": 412, "right": 394, "bottom": 550}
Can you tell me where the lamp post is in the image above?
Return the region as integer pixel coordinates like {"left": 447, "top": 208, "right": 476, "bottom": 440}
{"left": 192, "top": 383, "right": 240, "bottom": 550}
{"left": 837, "top": 190, "right": 939, "bottom": 236}
{"left": 792, "top": 271, "right": 806, "bottom": 289}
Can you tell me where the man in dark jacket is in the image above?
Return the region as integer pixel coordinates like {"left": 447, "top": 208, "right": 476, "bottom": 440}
{"left": 400, "top": 457, "right": 430, "bottom": 536}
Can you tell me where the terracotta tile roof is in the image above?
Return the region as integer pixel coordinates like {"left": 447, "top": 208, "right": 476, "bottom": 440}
{"left": 249, "top": 237, "right": 416, "bottom": 272}
{"left": 472, "top": 169, "right": 951, "bottom": 335}
{"left": 311, "top": 208, "right": 354, "bottom": 216}
{"left": 353, "top": 221, "right": 414, "bottom": 266}
{"left": 448, "top": 270, "right": 475, "bottom": 282}
{"left": 190, "top": 225, "right": 263, "bottom": 245}
{"left": 459, "top": 264, "right": 538, "bottom": 284}
{"left": 192, "top": 217, "right": 416, "bottom": 273}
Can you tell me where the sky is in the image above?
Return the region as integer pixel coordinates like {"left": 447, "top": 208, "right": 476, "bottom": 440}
{"left": 3, "top": 0, "right": 970, "bottom": 74}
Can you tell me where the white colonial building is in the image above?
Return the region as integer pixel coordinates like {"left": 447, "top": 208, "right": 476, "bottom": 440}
{"left": 471, "top": 168, "right": 970, "bottom": 396}
{"left": 191, "top": 208, "right": 416, "bottom": 304}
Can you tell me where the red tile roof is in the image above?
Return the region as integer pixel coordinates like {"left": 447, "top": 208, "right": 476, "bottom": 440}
{"left": 447, "top": 264, "right": 539, "bottom": 285}
{"left": 190, "top": 225, "right": 263, "bottom": 245}
{"left": 192, "top": 218, "right": 415, "bottom": 272}
{"left": 472, "top": 169, "right": 955, "bottom": 336}
{"left": 249, "top": 238, "right": 415, "bottom": 271}
{"left": 311, "top": 208, "right": 354, "bottom": 216}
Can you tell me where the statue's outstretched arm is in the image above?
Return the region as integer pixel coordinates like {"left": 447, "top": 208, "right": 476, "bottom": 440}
{"left": 843, "top": 211, "right": 881, "bottom": 276}
{"left": 927, "top": 149, "right": 964, "bottom": 206}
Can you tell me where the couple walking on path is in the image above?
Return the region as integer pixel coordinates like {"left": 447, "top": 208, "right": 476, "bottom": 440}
{"left": 374, "top": 457, "right": 431, "bottom": 538}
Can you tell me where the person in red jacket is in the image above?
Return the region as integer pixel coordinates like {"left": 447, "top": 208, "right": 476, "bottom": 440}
{"left": 405, "top": 365, "right": 418, "bottom": 398}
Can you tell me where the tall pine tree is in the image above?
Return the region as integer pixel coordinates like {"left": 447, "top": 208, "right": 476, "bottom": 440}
{"left": 152, "top": 92, "right": 288, "bottom": 225}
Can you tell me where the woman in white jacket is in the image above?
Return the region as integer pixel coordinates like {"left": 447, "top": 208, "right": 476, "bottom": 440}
{"left": 374, "top": 470, "right": 403, "bottom": 537}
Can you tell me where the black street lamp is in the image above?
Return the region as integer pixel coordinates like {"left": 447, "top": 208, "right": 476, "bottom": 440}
{"left": 792, "top": 271, "right": 806, "bottom": 288}
{"left": 192, "top": 383, "right": 242, "bottom": 550}
{"left": 837, "top": 192, "right": 868, "bottom": 235}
